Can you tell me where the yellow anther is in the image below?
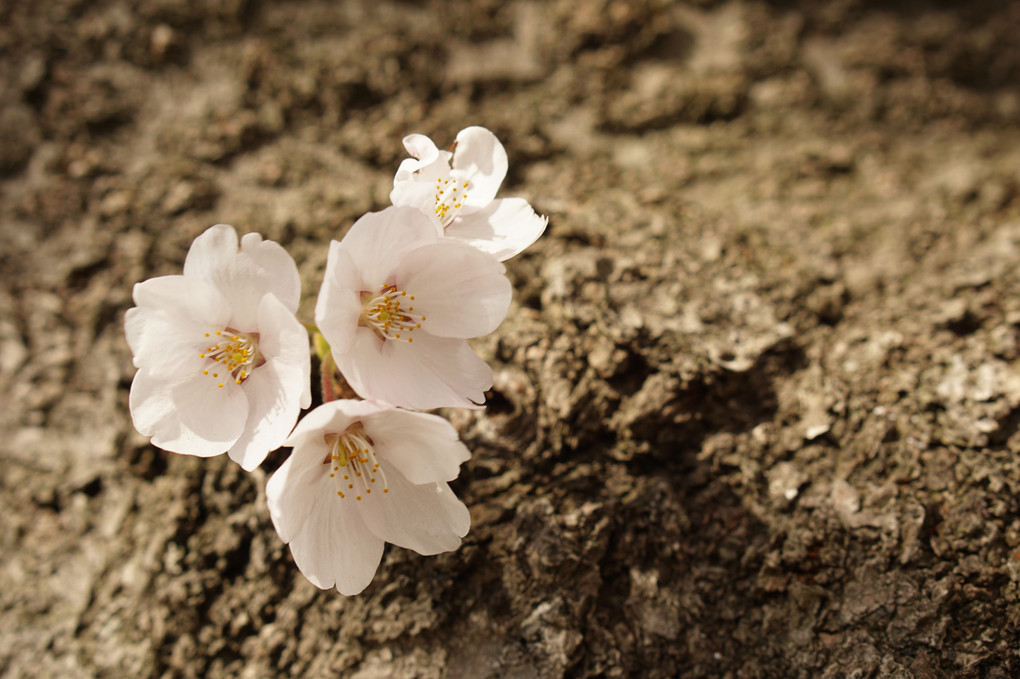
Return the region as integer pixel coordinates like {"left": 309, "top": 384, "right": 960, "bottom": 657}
{"left": 200, "top": 329, "right": 259, "bottom": 385}
{"left": 326, "top": 423, "right": 389, "bottom": 502}
{"left": 360, "top": 285, "right": 424, "bottom": 343}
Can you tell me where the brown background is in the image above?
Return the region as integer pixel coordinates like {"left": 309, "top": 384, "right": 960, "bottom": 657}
{"left": 2, "top": 0, "right": 1020, "bottom": 677}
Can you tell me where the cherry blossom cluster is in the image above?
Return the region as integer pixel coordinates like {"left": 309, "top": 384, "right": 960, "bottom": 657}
{"left": 125, "top": 127, "right": 545, "bottom": 594}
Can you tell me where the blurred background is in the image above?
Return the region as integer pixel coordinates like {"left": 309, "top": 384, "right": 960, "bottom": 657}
{"left": 2, "top": 1, "right": 1019, "bottom": 677}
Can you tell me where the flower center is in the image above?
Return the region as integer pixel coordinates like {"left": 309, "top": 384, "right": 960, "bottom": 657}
{"left": 198, "top": 329, "right": 262, "bottom": 388}
{"left": 434, "top": 177, "right": 470, "bottom": 227}
{"left": 324, "top": 423, "right": 389, "bottom": 501}
{"left": 359, "top": 285, "right": 426, "bottom": 343}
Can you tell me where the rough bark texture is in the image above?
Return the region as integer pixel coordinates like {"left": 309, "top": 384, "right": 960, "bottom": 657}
{"left": 3, "top": 1, "right": 1020, "bottom": 677}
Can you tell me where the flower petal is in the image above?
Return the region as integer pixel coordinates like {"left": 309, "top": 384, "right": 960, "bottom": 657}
{"left": 227, "top": 361, "right": 304, "bottom": 471}
{"left": 336, "top": 330, "right": 492, "bottom": 410}
{"left": 338, "top": 207, "right": 440, "bottom": 289}
{"left": 182, "top": 223, "right": 239, "bottom": 280}
{"left": 393, "top": 134, "right": 441, "bottom": 183}
{"left": 131, "top": 275, "right": 231, "bottom": 329}
{"left": 452, "top": 126, "right": 507, "bottom": 213}
{"left": 396, "top": 241, "right": 511, "bottom": 338}
{"left": 363, "top": 409, "right": 470, "bottom": 484}
{"left": 124, "top": 306, "right": 215, "bottom": 378}
{"left": 170, "top": 372, "right": 249, "bottom": 450}
{"left": 270, "top": 458, "right": 385, "bottom": 594}
{"left": 183, "top": 224, "right": 301, "bottom": 331}
{"left": 356, "top": 466, "right": 470, "bottom": 556}
{"left": 446, "top": 197, "right": 548, "bottom": 262}
{"left": 266, "top": 443, "right": 328, "bottom": 545}
{"left": 255, "top": 293, "right": 311, "bottom": 408}
{"left": 314, "top": 242, "right": 364, "bottom": 356}
{"left": 390, "top": 179, "right": 447, "bottom": 225}
{"left": 391, "top": 134, "right": 453, "bottom": 211}
{"left": 283, "top": 399, "right": 390, "bottom": 450}
{"left": 130, "top": 369, "right": 245, "bottom": 456}
{"left": 238, "top": 232, "right": 302, "bottom": 312}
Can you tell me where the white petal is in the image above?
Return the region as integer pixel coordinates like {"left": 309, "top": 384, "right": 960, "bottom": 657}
{"left": 238, "top": 232, "right": 302, "bottom": 312}
{"left": 266, "top": 430, "right": 344, "bottom": 543}
{"left": 335, "top": 330, "right": 492, "bottom": 409}
{"left": 452, "top": 126, "right": 507, "bottom": 213}
{"left": 130, "top": 369, "right": 244, "bottom": 456}
{"left": 338, "top": 207, "right": 440, "bottom": 289}
{"left": 124, "top": 306, "right": 214, "bottom": 378}
{"left": 129, "top": 369, "right": 180, "bottom": 440}
{"left": 255, "top": 293, "right": 311, "bottom": 408}
{"left": 183, "top": 224, "right": 239, "bottom": 280}
{"left": 392, "top": 134, "right": 451, "bottom": 186}
{"left": 314, "top": 242, "right": 364, "bottom": 356}
{"left": 266, "top": 444, "right": 326, "bottom": 544}
{"left": 271, "top": 459, "right": 385, "bottom": 594}
{"left": 393, "top": 133, "right": 440, "bottom": 182}
{"left": 404, "top": 133, "right": 440, "bottom": 161}
{"left": 356, "top": 466, "right": 470, "bottom": 556}
{"left": 183, "top": 224, "right": 301, "bottom": 331}
{"left": 170, "top": 372, "right": 249, "bottom": 449}
{"left": 227, "top": 361, "right": 304, "bottom": 471}
{"left": 390, "top": 179, "right": 448, "bottom": 223}
{"left": 396, "top": 241, "right": 511, "bottom": 338}
{"left": 446, "top": 197, "right": 548, "bottom": 261}
{"left": 283, "top": 399, "right": 389, "bottom": 450}
{"left": 131, "top": 275, "right": 231, "bottom": 328}
{"left": 393, "top": 157, "right": 426, "bottom": 185}
{"left": 363, "top": 409, "right": 470, "bottom": 484}
{"left": 390, "top": 134, "right": 471, "bottom": 228}
{"left": 390, "top": 138, "right": 456, "bottom": 220}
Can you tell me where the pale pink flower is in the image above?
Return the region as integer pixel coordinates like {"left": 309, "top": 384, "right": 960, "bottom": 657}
{"left": 315, "top": 205, "right": 511, "bottom": 410}
{"left": 125, "top": 224, "right": 311, "bottom": 471}
{"left": 267, "top": 399, "right": 471, "bottom": 595}
{"left": 390, "top": 126, "right": 547, "bottom": 261}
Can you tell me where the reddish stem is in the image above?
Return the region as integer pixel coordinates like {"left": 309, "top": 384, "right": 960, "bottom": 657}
{"left": 321, "top": 356, "right": 338, "bottom": 403}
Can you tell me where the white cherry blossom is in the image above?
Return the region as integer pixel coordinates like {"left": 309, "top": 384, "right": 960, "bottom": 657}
{"left": 390, "top": 126, "right": 547, "bottom": 261}
{"left": 125, "top": 224, "right": 311, "bottom": 471}
{"left": 266, "top": 399, "right": 471, "bottom": 595}
{"left": 315, "top": 205, "right": 511, "bottom": 410}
